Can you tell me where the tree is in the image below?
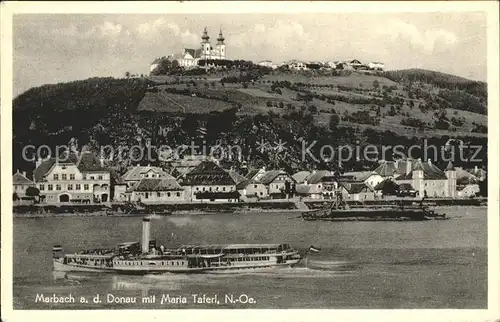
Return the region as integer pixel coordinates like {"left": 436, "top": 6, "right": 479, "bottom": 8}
{"left": 373, "top": 80, "right": 380, "bottom": 89}
{"left": 266, "top": 101, "right": 273, "bottom": 108}
{"left": 26, "top": 186, "right": 40, "bottom": 202}
{"left": 308, "top": 105, "right": 318, "bottom": 114}
{"left": 125, "top": 71, "right": 131, "bottom": 79}
{"left": 329, "top": 114, "right": 340, "bottom": 130}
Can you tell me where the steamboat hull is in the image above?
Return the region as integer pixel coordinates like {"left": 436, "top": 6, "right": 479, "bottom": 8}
{"left": 53, "top": 258, "right": 301, "bottom": 274}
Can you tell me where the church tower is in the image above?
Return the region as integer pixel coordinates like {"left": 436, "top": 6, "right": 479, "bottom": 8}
{"left": 216, "top": 28, "right": 226, "bottom": 60}
{"left": 200, "top": 27, "right": 211, "bottom": 60}
{"left": 412, "top": 159, "right": 425, "bottom": 197}
{"left": 445, "top": 161, "right": 456, "bottom": 198}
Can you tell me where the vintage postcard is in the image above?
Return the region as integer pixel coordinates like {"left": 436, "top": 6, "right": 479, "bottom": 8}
{"left": 1, "top": 1, "right": 499, "bottom": 322}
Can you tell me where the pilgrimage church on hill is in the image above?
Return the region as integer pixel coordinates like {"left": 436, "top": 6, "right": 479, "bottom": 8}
{"left": 150, "top": 27, "right": 227, "bottom": 71}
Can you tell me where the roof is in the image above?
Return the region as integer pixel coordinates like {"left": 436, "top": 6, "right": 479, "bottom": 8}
{"left": 228, "top": 170, "right": 247, "bottom": 185}
{"left": 398, "top": 183, "right": 415, "bottom": 191}
{"left": 374, "top": 161, "right": 399, "bottom": 177}
{"left": 76, "top": 152, "right": 107, "bottom": 172}
{"left": 295, "top": 184, "right": 323, "bottom": 195}
{"left": 305, "top": 170, "right": 332, "bottom": 184}
{"left": 236, "top": 179, "right": 251, "bottom": 190}
{"left": 133, "top": 178, "right": 183, "bottom": 192}
{"left": 122, "top": 165, "right": 168, "bottom": 182}
{"left": 397, "top": 159, "right": 447, "bottom": 180}
{"left": 33, "top": 151, "right": 108, "bottom": 182}
{"left": 33, "top": 158, "right": 56, "bottom": 182}
{"left": 245, "top": 169, "right": 262, "bottom": 180}
{"left": 184, "top": 48, "right": 202, "bottom": 59}
{"left": 13, "top": 171, "right": 33, "bottom": 184}
{"left": 292, "top": 171, "right": 311, "bottom": 184}
{"left": 340, "top": 171, "right": 378, "bottom": 182}
{"left": 257, "top": 170, "right": 291, "bottom": 185}
{"left": 183, "top": 161, "right": 236, "bottom": 186}
{"left": 340, "top": 182, "right": 373, "bottom": 194}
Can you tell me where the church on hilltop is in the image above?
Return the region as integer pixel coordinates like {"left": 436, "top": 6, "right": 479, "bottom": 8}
{"left": 150, "top": 27, "right": 226, "bottom": 71}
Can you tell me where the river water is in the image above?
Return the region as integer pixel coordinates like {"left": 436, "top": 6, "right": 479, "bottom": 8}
{"left": 13, "top": 206, "right": 487, "bottom": 309}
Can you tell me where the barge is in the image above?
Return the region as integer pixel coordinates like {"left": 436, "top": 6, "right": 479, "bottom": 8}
{"left": 53, "top": 217, "right": 302, "bottom": 274}
{"left": 301, "top": 197, "right": 447, "bottom": 221}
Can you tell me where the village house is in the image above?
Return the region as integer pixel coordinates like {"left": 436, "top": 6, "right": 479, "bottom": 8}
{"left": 121, "top": 165, "right": 170, "bottom": 189}
{"left": 238, "top": 169, "right": 295, "bottom": 199}
{"left": 258, "top": 170, "right": 295, "bottom": 198}
{"left": 368, "top": 62, "right": 384, "bottom": 70}
{"left": 339, "top": 182, "right": 376, "bottom": 201}
{"left": 13, "top": 170, "right": 35, "bottom": 199}
{"left": 294, "top": 170, "right": 333, "bottom": 199}
{"left": 180, "top": 161, "right": 240, "bottom": 202}
{"left": 287, "top": 61, "right": 308, "bottom": 71}
{"left": 339, "top": 171, "right": 384, "bottom": 189}
{"left": 395, "top": 159, "right": 456, "bottom": 198}
{"left": 348, "top": 59, "right": 363, "bottom": 69}
{"left": 257, "top": 60, "right": 277, "bottom": 69}
{"left": 32, "top": 151, "right": 111, "bottom": 204}
{"left": 455, "top": 167, "right": 481, "bottom": 198}
{"left": 129, "top": 175, "right": 185, "bottom": 204}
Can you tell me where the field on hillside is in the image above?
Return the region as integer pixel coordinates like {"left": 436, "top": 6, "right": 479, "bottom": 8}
{"left": 140, "top": 71, "right": 487, "bottom": 138}
{"left": 138, "top": 91, "right": 233, "bottom": 113}
{"left": 261, "top": 73, "right": 398, "bottom": 87}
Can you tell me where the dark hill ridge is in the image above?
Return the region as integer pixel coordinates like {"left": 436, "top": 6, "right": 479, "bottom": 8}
{"left": 12, "top": 69, "right": 487, "bottom": 173}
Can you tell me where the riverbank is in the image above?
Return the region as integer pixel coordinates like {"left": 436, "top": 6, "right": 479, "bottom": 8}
{"left": 13, "top": 202, "right": 487, "bottom": 218}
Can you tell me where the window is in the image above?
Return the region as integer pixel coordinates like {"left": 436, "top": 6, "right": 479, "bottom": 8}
{"left": 39, "top": 184, "right": 45, "bottom": 191}
{"left": 90, "top": 176, "right": 95, "bottom": 180}
{"left": 176, "top": 192, "right": 181, "bottom": 197}
{"left": 223, "top": 187, "right": 226, "bottom": 191}
{"left": 202, "top": 187, "right": 205, "bottom": 191}
{"left": 56, "top": 184, "right": 61, "bottom": 191}
{"left": 145, "top": 174, "right": 149, "bottom": 178}
{"left": 254, "top": 185, "right": 257, "bottom": 188}
{"left": 70, "top": 174, "right": 75, "bottom": 180}
{"left": 98, "top": 175, "right": 103, "bottom": 180}
{"left": 61, "top": 174, "right": 67, "bottom": 180}
{"left": 68, "top": 184, "right": 73, "bottom": 190}
{"left": 157, "top": 192, "right": 161, "bottom": 198}
{"left": 209, "top": 187, "right": 212, "bottom": 191}
{"left": 76, "top": 184, "right": 81, "bottom": 190}
{"left": 196, "top": 187, "right": 199, "bottom": 191}
{"left": 145, "top": 193, "right": 149, "bottom": 199}
{"left": 83, "top": 184, "right": 89, "bottom": 191}
{"left": 167, "top": 192, "right": 171, "bottom": 197}
{"left": 53, "top": 174, "right": 59, "bottom": 180}
{"left": 83, "top": 174, "right": 87, "bottom": 180}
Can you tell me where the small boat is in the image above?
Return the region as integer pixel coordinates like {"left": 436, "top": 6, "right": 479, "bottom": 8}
{"left": 53, "top": 217, "right": 302, "bottom": 274}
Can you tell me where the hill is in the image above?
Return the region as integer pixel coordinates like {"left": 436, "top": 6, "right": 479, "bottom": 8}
{"left": 13, "top": 69, "right": 488, "bottom": 174}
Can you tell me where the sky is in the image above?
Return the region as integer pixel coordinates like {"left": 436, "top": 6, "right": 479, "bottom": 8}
{"left": 13, "top": 12, "right": 487, "bottom": 97}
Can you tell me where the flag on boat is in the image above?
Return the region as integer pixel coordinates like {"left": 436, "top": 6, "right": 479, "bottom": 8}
{"left": 309, "top": 245, "right": 321, "bottom": 253}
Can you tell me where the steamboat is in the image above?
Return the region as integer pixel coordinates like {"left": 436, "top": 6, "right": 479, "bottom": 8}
{"left": 53, "top": 218, "right": 302, "bottom": 274}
